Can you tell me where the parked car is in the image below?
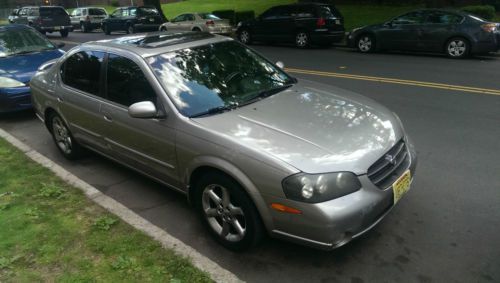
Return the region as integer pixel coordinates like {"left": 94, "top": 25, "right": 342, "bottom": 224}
{"left": 102, "top": 6, "right": 163, "bottom": 35}
{"left": 0, "top": 25, "right": 64, "bottom": 113}
{"left": 159, "top": 13, "right": 232, "bottom": 35}
{"left": 12, "top": 6, "right": 73, "bottom": 37}
{"left": 8, "top": 9, "right": 19, "bottom": 23}
{"left": 70, "top": 7, "right": 108, "bottom": 33}
{"left": 31, "top": 31, "right": 417, "bottom": 251}
{"left": 236, "top": 3, "right": 345, "bottom": 48}
{"left": 347, "top": 9, "right": 500, "bottom": 58}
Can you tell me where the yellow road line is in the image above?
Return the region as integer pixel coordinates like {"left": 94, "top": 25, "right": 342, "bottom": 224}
{"left": 285, "top": 67, "right": 500, "bottom": 96}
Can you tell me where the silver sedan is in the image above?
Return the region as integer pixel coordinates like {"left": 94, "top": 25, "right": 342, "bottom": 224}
{"left": 30, "top": 32, "right": 417, "bottom": 251}
{"left": 159, "top": 13, "right": 232, "bottom": 35}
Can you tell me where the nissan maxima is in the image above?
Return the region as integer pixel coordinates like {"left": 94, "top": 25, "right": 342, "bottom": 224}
{"left": 30, "top": 32, "right": 417, "bottom": 251}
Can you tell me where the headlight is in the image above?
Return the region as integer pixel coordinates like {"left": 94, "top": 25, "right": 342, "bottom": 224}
{"left": 282, "top": 172, "right": 361, "bottom": 203}
{"left": 351, "top": 26, "right": 365, "bottom": 33}
{"left": 0, "top": 77, "right": 25, "bottom": 88}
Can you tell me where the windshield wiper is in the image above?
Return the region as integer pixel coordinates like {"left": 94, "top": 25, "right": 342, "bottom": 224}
{"left": 243, "top": 84, "right": 294, "bottom": 105}
{"left": 190, "top": 103, "right": 239, "bottom": 118}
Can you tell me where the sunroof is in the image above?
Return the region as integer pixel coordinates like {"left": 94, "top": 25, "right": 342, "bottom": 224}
{"left": 110, "top": 32, "right": 215, "bottom": 49}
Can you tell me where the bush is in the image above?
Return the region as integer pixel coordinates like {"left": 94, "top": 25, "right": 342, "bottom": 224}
{"left": 212, "top": 9, "right": 236, "bottom": 25}
{"left": 235, "top": 10, "right": 255, "bottom": 25}
{"left": 460, "top": 5, "right": 496, "bottom": 20}
{"left": 482, "top": 0, "right": 500, "bottom": 12}
{"left": 111, "top": 0, "right": 119, "bottom": 7}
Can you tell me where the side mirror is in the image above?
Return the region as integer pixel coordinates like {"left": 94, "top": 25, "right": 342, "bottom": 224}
{"left": 275, "top": 61, "right": 285, "bottom": 69}
{"left": 56, "top": 42, "right": 65, "bottom": 48}
{"left": 128, "top": 101, "right": 158, "bottom": 119}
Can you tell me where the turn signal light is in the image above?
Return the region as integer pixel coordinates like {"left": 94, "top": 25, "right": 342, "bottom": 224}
{"left": 206, "top": 20, "right": 215, "bottom": 26}
{"left": 271, "top": 203, "right": 302, "bottom": 214}
{"left": 481, "top": 23, "right": 497, "bottom": 32}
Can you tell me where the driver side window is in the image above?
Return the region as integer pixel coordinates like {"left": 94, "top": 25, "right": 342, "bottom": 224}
{"left": 111, "top": 9, "right": 121, "bottom": 17}
{"left": 173, "top": 14, "right": 186, "bottom": 22}
{"left": 393, "top": 11, "right": 426, "bottom": 25}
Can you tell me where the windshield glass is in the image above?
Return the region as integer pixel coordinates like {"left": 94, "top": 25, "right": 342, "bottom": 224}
{"left": 148, "top": 41, "right": 294, "bottom": 117}
{"left": 0, "top": 28, "right": 55, "bottom": 58}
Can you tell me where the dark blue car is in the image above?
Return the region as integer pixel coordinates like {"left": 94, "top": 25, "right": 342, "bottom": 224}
{"left": 0, "top": 24, "right": 64, "bottom": 113}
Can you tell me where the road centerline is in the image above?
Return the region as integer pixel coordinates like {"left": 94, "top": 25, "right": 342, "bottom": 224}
{"left": 285, "top": 67, "right": 500, "bottom": 96}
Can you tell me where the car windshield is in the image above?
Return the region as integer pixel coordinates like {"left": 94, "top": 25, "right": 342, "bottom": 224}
{"left": 199, "top": 13, "right": 221, "bottom": 20}
{"left": 0, "top": 28, "right": 55, "bottom": 58}
{"left": 148, "top": 40, "right": 294, "bottom": 117}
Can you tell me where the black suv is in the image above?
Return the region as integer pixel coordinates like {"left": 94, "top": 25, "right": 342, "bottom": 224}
{"left": 236, "top": 3, "right": 344, "bottom": 48}
{"left": 102, "top": 6, "right": 163, "bottom": 35}
{"left": 12, "top": 6, "right": 72, "bottom": 37}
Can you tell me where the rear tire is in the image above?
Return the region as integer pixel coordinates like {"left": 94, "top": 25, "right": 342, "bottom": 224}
{"left": 295, "top": 31, "right": 309, "bottom": 48}
{"left": 445, "top": 37, "right": 469, "bottom": 59}
{"left": 160, "top": 26, "right": 167, "bottom": 32}
{"left": 127, "top": 24, "right": 135, "bottom": 34}
{"left": 357, "top": 34, "right": 375, "bottom": 53}
{"left": 238, "top": 29, "right": 252, "bottom": 44}
{"left": 60, "top": 30, "right": 69, "bottom": 38}
{"left": 48, "top": 113, "right": 84, "bottom": 160}
{"left": 194, "top": 172, "right": 264, "bottom": 251}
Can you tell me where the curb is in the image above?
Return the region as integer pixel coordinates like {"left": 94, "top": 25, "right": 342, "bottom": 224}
{"left": 0, "top": 127, "right": 242, "bottom": 283}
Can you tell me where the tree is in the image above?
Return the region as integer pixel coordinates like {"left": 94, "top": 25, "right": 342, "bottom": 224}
{"left": 143, "top": 0, "right": 167, "bottom": 21}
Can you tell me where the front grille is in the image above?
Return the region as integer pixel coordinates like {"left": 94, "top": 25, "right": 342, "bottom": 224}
{"left": 367, "top": 139, "right": 410, "bottom": 189}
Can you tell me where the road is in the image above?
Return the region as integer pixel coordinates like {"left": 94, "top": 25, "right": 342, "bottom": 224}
{"left": 1, "top": 31, "right": 499, "bottom": 283}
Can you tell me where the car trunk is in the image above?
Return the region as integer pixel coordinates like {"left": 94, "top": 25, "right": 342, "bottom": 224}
{"left": 318, "top": 5, "right": 344, "bottom": 32}
{"left": 40, "top": 7, "right": 70, "bottom": 27}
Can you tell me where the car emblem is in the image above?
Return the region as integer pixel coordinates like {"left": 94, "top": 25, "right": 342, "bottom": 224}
{"left": 385, "top": 154, "right": 397, "bottom": 165}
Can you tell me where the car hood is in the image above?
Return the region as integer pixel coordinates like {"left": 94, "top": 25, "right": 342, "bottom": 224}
{"left": 193, "top": 80, "right": 404, "bottom": 174}
{"left": 0, "top": 49, "right": 64, "bottom": 84}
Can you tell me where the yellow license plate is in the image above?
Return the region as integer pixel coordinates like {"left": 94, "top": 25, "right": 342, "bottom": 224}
{"left": 393, "top": 170, "right": 411, "bottom": 204}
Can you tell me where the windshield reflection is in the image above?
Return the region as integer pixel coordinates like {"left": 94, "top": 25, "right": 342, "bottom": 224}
{"left": 0, "top": 28, "right": 55, "bottom": 58}
{"left": 147, "top": 41, "right": 293, "bottom": 117}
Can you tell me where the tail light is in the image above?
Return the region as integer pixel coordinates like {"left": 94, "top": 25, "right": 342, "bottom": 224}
{"left": 481, "top": 23, "right": 497, "bottom": 33}
{"left": 206, "top": 20, "right": 214, "bottom": 26}
{"left": 316, "top": 17, "right": 326, "bottom": 28}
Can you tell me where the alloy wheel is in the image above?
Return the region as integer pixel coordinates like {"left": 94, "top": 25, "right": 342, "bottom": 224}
{"left": 202, "top": 184, "right": 246, "bottom": 242}
{"left": 358, "top": 36, "right": 373, "bottom": 52}
{"left": 447, "top": 39, "right": 467, "bottom": 57}
{"left": 296, "top": 32, "right": 308, "bottom": 48}
{"left": 239, "top": 30, "right": 250, "bottom": 44}
{"left": 52, "top": 116, "right": 73, "bottom": 155}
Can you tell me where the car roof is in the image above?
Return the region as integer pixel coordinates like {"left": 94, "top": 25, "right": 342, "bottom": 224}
{"left": 82, "top": 31, "right": 232, "bottom": 58}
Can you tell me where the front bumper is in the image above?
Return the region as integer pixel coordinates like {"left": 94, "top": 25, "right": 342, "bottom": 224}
{"left": 266, "top": 136, "right": 418, "bottom": 250}
{"left": 0, "top": 86, "right": 32, "bottom": 113}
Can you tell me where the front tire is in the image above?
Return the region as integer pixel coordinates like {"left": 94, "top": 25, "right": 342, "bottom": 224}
{"left": 238, "top": 29, "right": 252, "bottom": 44}
{"left": 445, "top": 37, "right": 469, "bottom": 59}
{"left": 160, "top": 26, "right": 167, "bottom": 32}
{"left": 357, "top": 34, "right": 375, "bottom": 53}
{"left": 48, "top": 113, "right": 84, "bottom": 160}
{"left": 127, "top": 24, "right": 135, "bottom": 34}
{"left": 103, "top": 24, "right": 111, "bottom": 35}
{"left": 194, "top": 172, "right": 264, "bottom": 251}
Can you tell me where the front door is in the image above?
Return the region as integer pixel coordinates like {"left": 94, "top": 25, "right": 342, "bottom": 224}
{"left": 378, "top": 11, "right": 427, "bottom": 51}
{"left": 100, "top": 53, "right": 179, "bottom": 186}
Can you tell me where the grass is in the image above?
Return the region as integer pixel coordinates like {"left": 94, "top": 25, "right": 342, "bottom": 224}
{"left": 0, "top": 138, "right": 211, "bottom": 282}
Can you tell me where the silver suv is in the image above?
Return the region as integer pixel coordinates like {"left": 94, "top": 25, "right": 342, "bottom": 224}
{"left": 31, "top": 32, "right": 417, "bottom": 251}
{"left": 70, "top": 7, "right": 108, "bottom": 33}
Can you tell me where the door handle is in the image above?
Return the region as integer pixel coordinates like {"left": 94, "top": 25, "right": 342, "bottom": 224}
{"left": 103, "top": 114, "right": 112, "bottom": 122}
{"left": 57, "top": 97, "right": 63, "bottom": 102}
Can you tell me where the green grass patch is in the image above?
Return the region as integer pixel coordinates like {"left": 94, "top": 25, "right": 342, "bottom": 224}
{"left": 337, "top": 5, "right": 423, "bottom": 31}
{"left": 0, "top": 138, "right": 211, "bottom": 282}
{"left": 161, "top": 0, "right": 296, "bottom": 19}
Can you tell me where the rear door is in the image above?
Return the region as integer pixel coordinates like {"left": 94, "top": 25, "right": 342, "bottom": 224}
{"left": 100, "top": 53, "right": 179, "bottom": 185}
{"left": 420, "top": 11, "right": 463, "bottom": 51}
{"left": 58, "top": 50, "right": 109, "bottom": 151}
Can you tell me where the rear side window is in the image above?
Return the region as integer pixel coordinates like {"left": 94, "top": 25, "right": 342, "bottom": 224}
{"left": 89, "top": 8, "right": 106, "bottom": 16}
{"left": 199, "top": 13, "right": 220, "bottom": 20}
{"left": 426, "top": 12, "right": 463, "bottom": 24}
{"left": 40, "top": 7, "right": 68, "bottom": 17}
{"left": 61, "top": 51, "right": 105, "bottom": 96}
{"left": 138, "top": 7, "right": 159, "bottom": 16}
{"left": 106, "top": 54, "right": 156, "bottom": 107}
{"left": 293, "top": 5, "right": 316, "bottom": 18}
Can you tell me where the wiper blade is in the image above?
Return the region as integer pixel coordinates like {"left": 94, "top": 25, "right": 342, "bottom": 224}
{"left": 190, "top": 103, "right": 239, "bottom": 118}
{"left": 11, "top": 50, "right": 40, "bottom": 56}
{"left": 244, "top": 84, "right": 293, "bottom": 105}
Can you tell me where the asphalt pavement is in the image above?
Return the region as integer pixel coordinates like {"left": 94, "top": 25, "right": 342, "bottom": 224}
{"left": 1, "top": 30, "right": 499, "bottom": 283}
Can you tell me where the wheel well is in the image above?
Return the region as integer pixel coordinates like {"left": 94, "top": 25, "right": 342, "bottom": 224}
{"left": 192, "top": 27, "right": 201, "bottom": 31}
{"left": 44, "top": 107, "right": 57, "bottom": 133}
